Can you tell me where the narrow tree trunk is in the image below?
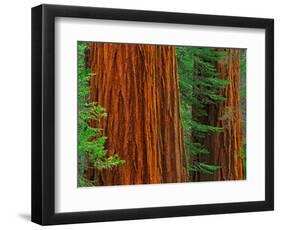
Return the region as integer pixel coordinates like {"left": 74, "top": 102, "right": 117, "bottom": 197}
{"left": 87, "top": 43, "right": 188, "bottom": 185}
{"left": 200, "top": 48, "right": 244, "bottom": 181}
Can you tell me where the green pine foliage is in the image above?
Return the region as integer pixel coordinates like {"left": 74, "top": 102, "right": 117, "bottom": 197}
{"left": 189, "top": 162, "right": 222, "bottom": 175}
{"left": 176, "top": 47, "right": 228, "bottom": 176}
{"left": 78, "top": 41, "right": 125, "bottom": 187}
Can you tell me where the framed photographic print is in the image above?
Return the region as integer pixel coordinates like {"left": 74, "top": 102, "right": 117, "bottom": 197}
{"left": 31, "top": 4, "right": 274, "bottom": 225}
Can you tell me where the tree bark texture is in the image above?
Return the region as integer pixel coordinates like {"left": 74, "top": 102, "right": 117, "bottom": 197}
{"left": 198, "top": 48, "right": 244, "bottom": 181}
{"left": 86, "top": 43, "right": 188, "bottom": 185}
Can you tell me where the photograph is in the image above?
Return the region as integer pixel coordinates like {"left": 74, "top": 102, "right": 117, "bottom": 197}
{"left": 30, "top": 4, "right": 274, "bottom": 225}
{"left": 77, "top": 41, "right": 247, "bottom": 187}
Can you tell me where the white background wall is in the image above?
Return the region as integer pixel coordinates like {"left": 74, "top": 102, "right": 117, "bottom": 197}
{"left": 0, "top": 0, "right": 279, "bottom": 229}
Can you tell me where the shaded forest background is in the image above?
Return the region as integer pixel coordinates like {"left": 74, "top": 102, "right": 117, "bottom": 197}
{"left": 77, "top": 41, "right": 246, "bottom": 187}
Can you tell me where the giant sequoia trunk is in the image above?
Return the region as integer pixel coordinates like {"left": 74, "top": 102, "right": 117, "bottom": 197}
{"left": 199, "top": 48, "right": 244, "bottom": 181}
{"left": 86, "top": 43, "right": 188, "bottom": 185}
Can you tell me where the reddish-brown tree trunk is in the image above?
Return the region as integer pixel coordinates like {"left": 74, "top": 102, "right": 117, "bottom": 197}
{"left": 198, "top": 48, "right": 244, "bottom": 181}
{"left": 87, "top": 43, "right": 188, "bottom": 185}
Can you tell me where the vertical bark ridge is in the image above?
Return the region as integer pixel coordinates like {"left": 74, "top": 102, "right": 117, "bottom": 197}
{"left": 87, "top": 43, "right": 188, "bottom": 185}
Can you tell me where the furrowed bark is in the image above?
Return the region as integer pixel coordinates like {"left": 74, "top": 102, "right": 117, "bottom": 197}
{"left": 199, "top": 48, "right": 244, "bottom": 181}
{"left": 87, "top": 43, "right": 188, "bottom": 185}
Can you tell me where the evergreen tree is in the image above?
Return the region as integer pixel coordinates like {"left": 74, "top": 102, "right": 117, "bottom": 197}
{"left": 85, "top": 43, "right": 188, "bottom": 185}
{"left": 240, "top": 49, "right": 247, "bottom": 178}
{"left": 200, "top": 48, "right": 244, "bottom": 181}
{"left": 176, "top": 47, "right": 228, "bottom": 179}
{"left": 78, "top": 41, "right": 124, "bottom": 187}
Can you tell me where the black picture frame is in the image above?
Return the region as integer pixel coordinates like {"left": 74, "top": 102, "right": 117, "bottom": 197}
{"left": 31, "top": 4, "right": 274, "bottom": 225}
